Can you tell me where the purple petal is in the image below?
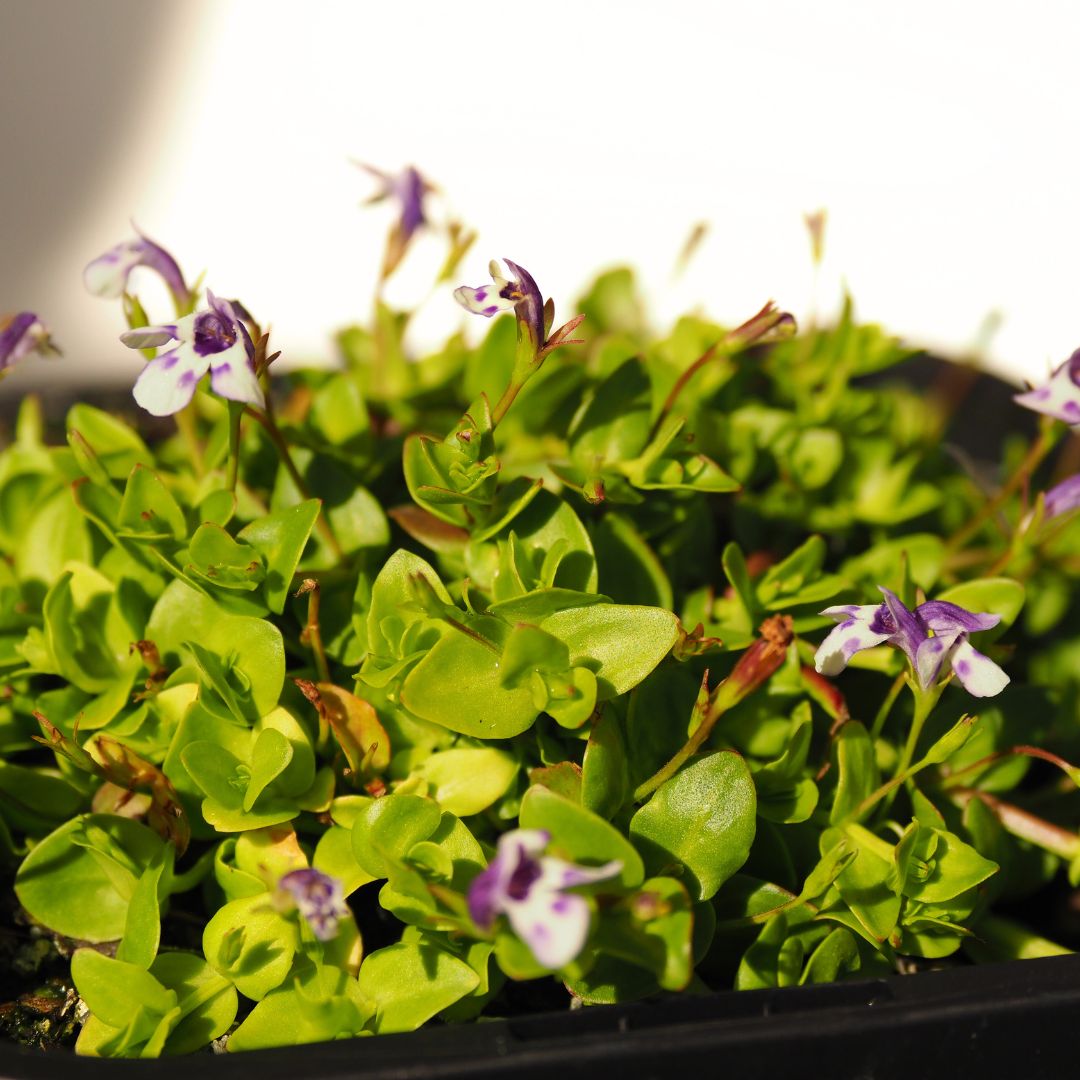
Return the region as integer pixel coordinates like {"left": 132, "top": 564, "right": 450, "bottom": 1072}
{"left": 502, "top": 258, "right": 545, "bottom": 348}
{"left": 0, "top": 312, "right": 46, "bottom": 370}
{"left": 916, "top": 600, "right": 1000, "bottom": 635}
{"left": 279, "top": 868, "right": 349, "bottom": 941}
{"left": 1043, "top": 473, "right": 1080, "bottom": 521}
{"left": 467, "top": 862, "right": 504, "bottom": 929}
{"left": 396, "top": 166, "right": 426, "bottom": 240}
{"left": 208, "top": 345, "right": 265, "bottom": 409}
{"left": 878, "top": 587, "right": 925, "bottom": 666}
{"left": 84, "top": 234, "right": 189, "bottom": 304}
{"left": 949, "top": 639, "right": 1010, "bottom": 698}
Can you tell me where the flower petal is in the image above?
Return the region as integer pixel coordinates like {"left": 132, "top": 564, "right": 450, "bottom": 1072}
{"left": 454, "top": 283, "right": 516, "bottom": 318}
{"left": 208, "top": 343, "right": 265, "bottom": 409}
{"left": 819, "top": 604, "right": 882, "bottom": 625}
{"left": 878, "top": 587, "right": 925, "bottom": 666}
{"left": 506, "top": 887, "right": 591, "bottom": 970}
{"left": 1014, "top": 349, "right": 1080, "bottom": 425}
{"left": 814, "top": 618, "right": 891, "bottom": 676}
{"left": 949, "top": 639, "right": 1010, "bottom": 698}
{"left": 0, "top": 312, "right": 47, "bottom": 370}
{"left": 541, "top": 856, "right": 622, "bottom": 889}
{"left": 916, "top": 600, "right": 1000, "bottom": 636}
{"left": 132, "top": 344, "right": 208, "bottom": 416}
{"left": 84, "top": 234, "right": 188, "bottom": 303}
{"left": 914, "top": 632, "right": 960, "bottom": 690}
{"left": 121, "top": 324, "right": 179, "bottom": 350}
{"left": 1043, "top": 473, "right": 1080, "bottom": 521}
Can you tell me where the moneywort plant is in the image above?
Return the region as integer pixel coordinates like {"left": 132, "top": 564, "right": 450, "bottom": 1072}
{"left": 2, "top": 169, "right": 1080, "bottom": 1056}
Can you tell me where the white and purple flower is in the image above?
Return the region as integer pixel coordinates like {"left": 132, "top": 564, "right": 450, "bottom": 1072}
{"left": 454, "top": 259, "right": 546, "bottom": 350}
{"left": 277, "top": 868, "right": 350, "bottom": 941}
{"left": 0, "top": 312, "right": 55, "bottom": 373}
{"left": 120, "top": 291, "right": 264, "bottom": 416}
{"left": 815, "top": 587, "right": 1009, "bottom": 698}
{"left": 468, "top": 829, "right": 621, "bottom": 970}
{"left": 1015, "top": 348, "right": 1080, "bottom": 425}
{"left": 84, "top": 231, "right": 192, "bottom": 310}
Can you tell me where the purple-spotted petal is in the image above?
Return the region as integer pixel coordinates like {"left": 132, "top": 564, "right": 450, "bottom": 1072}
{"left": 84, "top": 233, "right": 189, "bottom": 304}
{"left": 0, "top": 312, "right": 48, "bottom": 370}
{"left": 1014, "top": 349, "right": 1080, "bottom": 425}
{"left": 121, "top": 324, "right": 179, "bottom": 350}
{"left": 208, "top": 346, "right": 265, "bottom": 409}
{"left": 916, "top": 600, "right": 1000, "bottom": 636}
{"left": 878, "top": 587, "right": 925, "bottom": 666}
{"left": 914, "top": 632, "right": 960, "bottom": 690}
{"left": 819, "top": 603, "right": 883, "bottom": 625}
{"left": 132, "top": 343, "right": 209, "bottom": 416}
{"left": 454, "top": 283, "right": 516, "bottom": 318}
{"left": 814, "top": 617, "right": 891, "bottom": 676}
{"left": 543, "top": 857, "right": 622, "bottom": 889}
{"left": 948, "top": 638, "right": 1010, "bottom": 698}
{"left": 505, "top": 885, "right": 591, "bottom": 970}
{"left": 1043, "top": 473, "right": 1080, "bottom": 521}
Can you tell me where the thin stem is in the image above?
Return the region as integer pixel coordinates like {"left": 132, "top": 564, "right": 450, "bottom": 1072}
{"left": 946, "top": 422, "right": 1058, "bottom": 552}
{"left": 492, "top": 379, "right": 525, "bottom": 427}
{"left": 650, "top": 342, "right": 720, "bottom": 439}
{"left": 245, "top": 407, "right": 346, "bottom": 562}
{"left": 879, "top": 680, "right": 943, "bottom": 817}
{"left": 296, "top": 579, "right": 331, "bottom": 684}
{"left": 227, "top": 406, "right": 242, "bottom": 494}
{"left": 949, "top": 788, "right": 1080, "bottom": 862}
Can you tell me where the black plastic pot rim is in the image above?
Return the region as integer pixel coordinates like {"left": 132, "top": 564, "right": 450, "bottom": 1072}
{"left": 2, "top": 952, "right": 1078, "bottom": 1080}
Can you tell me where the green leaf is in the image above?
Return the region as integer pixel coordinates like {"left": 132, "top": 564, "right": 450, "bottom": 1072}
{"left": 829, "top": 722, "right": 877, "bottom": 824}
{"left": 630, "top": 752, "right": 756, "bottom": 901}
{"left": 350, "top": 793, "right": 442, "bottom": 879}
{"left": 116, "top": 853, "right": 168, "bottom": 969}
{"left": 117, "top": 464, "right": 186, "bottom": 541}
{"left": 202, "top": 894, "right": 298, "bottom": 1001}
{"left": 418, "top": 748, "right": 519, "bottom": 817}
{"left": 72, "top": 949, "right": 178, "bottom": 1029}
{"left": 540, "top": 603, "right": 679, "bottom": 699}
{"left": 187, "top": 523, "right": 265, "bottom": 592}
{"left": 581, "top": 711, "right": 630, "bottom": 819}
{"left": 238, "top": 499, "right": 321, "bottom": 614}
{"left": 67, "top": 404, "right": 153, "bottom": 478}
{"left": 359, "top": 940, "right": 479, "bottom": 1034}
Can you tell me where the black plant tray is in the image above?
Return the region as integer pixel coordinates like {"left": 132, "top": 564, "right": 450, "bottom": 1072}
{"left": 2, "top": 953, "right": 1078, "bottom": 1080}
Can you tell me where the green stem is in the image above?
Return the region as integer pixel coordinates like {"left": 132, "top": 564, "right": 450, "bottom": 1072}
{"left": 491, "top": 378, "right": 525, "bottom": 427}
{"left": 879, "top": 680, "right": 943, "bottom": 816}
{"left": 297, "top": 579, "right": 331, "bottom": 684}
{"left": 948, "top": 788, "right": 1080, "bottom": 862}
{"left": 869, "top": 671, "right": 906, "bottom": 741}
{"left": 227, "top": 405, "right": 242, "bottom": 494}
{"left": 245, "top": 407, "right": 346, "bottom": 562}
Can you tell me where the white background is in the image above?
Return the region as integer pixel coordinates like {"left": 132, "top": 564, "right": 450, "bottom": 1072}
{"left": 2, "top": 0, "right": 1078, "bottom": 394}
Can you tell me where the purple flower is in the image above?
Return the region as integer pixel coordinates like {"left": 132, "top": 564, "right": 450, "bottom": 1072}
{"left": 1014, "top": 348, "right": 1080, "bottom": 425}
{"left": 361, "top": 164, "right": 427, "bottom": 241}
{"left": 84, "top": 231, "right": 192, "bottom": 310}
{"left": 468, "top": 828, "right": 621, "bottom": 970}
{"left": 121, "top": 291, "right": 264, "bottom": 416}
{"left": 815, "top": 587, "right": 1009, "bottom": 698}
{"left": 0, "top": 312, "right": 55, "bottom": 373}
{"left": 454, "top": 259, "right": 546, "bottom": 350}
{"left": 1041, "top": 472, "right": 1080, "bottom": 521}
{"left": 277, "top": 868, "right": 350, "bottom": 941}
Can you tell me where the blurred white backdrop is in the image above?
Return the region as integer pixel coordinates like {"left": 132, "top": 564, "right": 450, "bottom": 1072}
{"left": 2, "top": 0, "right": 1079, "bottom": 393}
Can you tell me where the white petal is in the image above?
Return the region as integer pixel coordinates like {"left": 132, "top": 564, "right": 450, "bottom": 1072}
{"left": 496, "top": 829, "right": 550, "bottom": 861}
{"left": 1015, "top": 363, "right": 1080, "bottom": 425}
{"left": 454, "top": 284, "right": 515, "bottom": 318}
{"left": 538, "top": 855, "right": 621, "bottom": 889}
{"left": 949, "top": 639, "right": 1010, "bottom": 698}
{"left": 208, "top": 339, "right": 265, "bottom": 409}
{"left": 506, "top": 887, "right": 591, "bottom": 970}
{"left": 120, "top": 325, "right": 178, "bottom": 349}
{"left": 83, "top": 240, "right": 142, "bottom": 298}
{"left": 132, "top": 343, "right": 208, "bottom": 416}
{"left": 914, "top": 633, "right": 959, "bottom": 690}
{"left": 820, "top": 604, "right": 881, "bottom": 625}
{"left": 814, "top": 619, "right": 890, "bottom": 676}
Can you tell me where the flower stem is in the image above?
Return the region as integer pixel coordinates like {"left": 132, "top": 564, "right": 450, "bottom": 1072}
{"left": 877, "top": 679, "right": 944, "bottom": 818}
{"left": 869, "top": 671, "right": 906, "bottom": 741}
{"left": 949, "top": 788, "right": 1080, "bottom": 862}
{"left": 296, "top": 579, "right": 331, "bottom": 684}
{"left": 244, "top": 407, "right": 346, "bottom": 562}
